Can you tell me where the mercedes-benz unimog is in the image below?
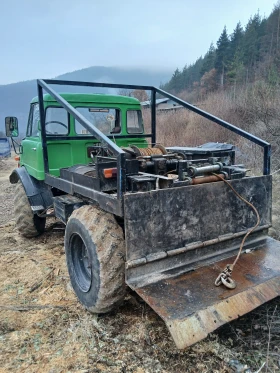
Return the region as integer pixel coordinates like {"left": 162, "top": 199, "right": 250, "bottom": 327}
{"left": 5, "top": 79, "right": 280, "bottom": 349}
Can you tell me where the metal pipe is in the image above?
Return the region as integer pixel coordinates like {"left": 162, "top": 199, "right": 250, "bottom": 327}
{"left": 151, "top": 89, "right": 156, "bottom": 145}
{"left": 37, "top": 80, "right": 124, "bottom": 156}
{"left": 155, "top": 87, "right": 271, "bottom": 176}
{"left": 155, "top": 88, "right": 270, "bottom": 148}
{"left": 38, "top": 79, "right": 272, "bottom": 176}
{"left": 189, "top": 164, "right": 222, "bottom": 177}
{"left": 191, "top": 174, "right": 225, "bottom": 185}
{"left": 43, "top": 79, "right": 154, "bottom": 91}
{"left": 117, "top": 153, "right": 127, "bottom": 200}
{"left": 263, "top": 145, "right": 271, "bottom": 175}
{"left": 37, "top": 84, "right": 49, "bottom": 173}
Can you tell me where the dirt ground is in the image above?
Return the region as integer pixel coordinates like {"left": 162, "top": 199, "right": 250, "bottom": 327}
{"left": 0, "top": 157, "right": 279, "bottom": 373}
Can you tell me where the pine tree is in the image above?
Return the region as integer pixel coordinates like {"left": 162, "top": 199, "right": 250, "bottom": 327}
{"left": 259, "top": 5, "right": 280, "bottom": 69}
{"left": 229, "top": 22, "right": 244, "bottom": 60}
{"left": 242, "top": 13, "right": 262, "bottom": 75}
{"left": 215, "top": 26, "right": 230, "bottom": 86}
{"left": 200, "top": 43, "right": 216, "bottom": 76}
{"left": 226, "top": 22, "right": 245, "bottom": 89}
{"left": 188, "top": 57, "right": 204, "bottom": 88}
{"left": 167, "top": 68, "right": 182, "bottom": 91}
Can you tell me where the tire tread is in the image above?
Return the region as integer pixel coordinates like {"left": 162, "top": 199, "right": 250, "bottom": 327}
{"left": 67, "top": 205, "right": 125, "bottom": 313}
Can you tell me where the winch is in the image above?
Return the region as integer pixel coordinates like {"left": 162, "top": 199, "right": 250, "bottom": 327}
{"left": 118, "top": 142, "right": 247, "bottom": 192}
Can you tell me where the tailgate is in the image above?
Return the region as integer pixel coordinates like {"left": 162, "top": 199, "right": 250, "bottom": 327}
{"left": 134, "top": 238, "right": 280, "bottom": 348}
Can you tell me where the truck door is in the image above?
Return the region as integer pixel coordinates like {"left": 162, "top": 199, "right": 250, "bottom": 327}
{"left": 20, "top": 104, "right": 44, "bottom": 180}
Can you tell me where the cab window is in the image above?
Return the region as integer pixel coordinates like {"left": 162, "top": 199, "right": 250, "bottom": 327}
{"left": 74, "top": 108, "right": 121, "bottom": 135}
{"left": 127, "top": 110, "right": 144, "bottom": 134}
{"left": 45, "top": 107, "right": 68, "bottom": 135}
{"left": 26, "top": 104, "right": 40, "bottom": 137}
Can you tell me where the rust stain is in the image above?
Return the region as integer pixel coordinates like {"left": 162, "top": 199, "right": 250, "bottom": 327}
{"left": 167, "top": 278, "right": 280, "bottom": 349}
{"left": 191, "top": 174, "right": 225, "bottom": 185}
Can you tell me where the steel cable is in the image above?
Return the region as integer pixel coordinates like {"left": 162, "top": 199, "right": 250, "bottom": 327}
{"left": 213, "top": 173, "right": 260, "bottom": 288}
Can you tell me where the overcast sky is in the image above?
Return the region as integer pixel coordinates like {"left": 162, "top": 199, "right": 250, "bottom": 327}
{"left": 0, "top": 0, "right": 277, "bottom": 84}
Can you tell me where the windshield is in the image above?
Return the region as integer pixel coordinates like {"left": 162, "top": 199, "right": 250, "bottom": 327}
{"left": 75, "top": 108, "right": 121, "bottom": 135}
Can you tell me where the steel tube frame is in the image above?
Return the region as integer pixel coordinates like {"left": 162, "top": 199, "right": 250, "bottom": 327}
{"left": 37, "top": 84, "right": 49, "bottom": 174}
{"left": 151, "top": 89, "right": 156, "bottom": 145}
{"left": 155, "top": 87, "right": 271, "bottom": 175}
{"left": 43, "top": 79, "right": 154, "bottom": 91}
{"left": 38, "top": 79, "right": 123, "bottom": 156}
{"left": 37, "top": 79, "right": 271, "bottom": 204}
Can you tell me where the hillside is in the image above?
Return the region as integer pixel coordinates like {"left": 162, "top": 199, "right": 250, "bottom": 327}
{"left": 0, "top": 66, "right": 171, "bottom": 135}
{"left": 163, "top": 5, "right": 280, "bottom": 99}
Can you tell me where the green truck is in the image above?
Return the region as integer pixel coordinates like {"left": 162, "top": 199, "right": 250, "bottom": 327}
{"left": 5, "top": 79, "right": 280, "bottom": 349}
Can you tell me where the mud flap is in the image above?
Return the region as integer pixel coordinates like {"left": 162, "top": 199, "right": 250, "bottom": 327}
{"left": 10, "top": 167, "right": 53, "bottom": 212}
{"left": 133, "top": 237, "right": 280, "bottom": 349}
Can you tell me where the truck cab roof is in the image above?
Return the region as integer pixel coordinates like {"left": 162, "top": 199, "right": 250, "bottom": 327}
{"left": 31, "top": 93, "right": 140, "bottom": 105}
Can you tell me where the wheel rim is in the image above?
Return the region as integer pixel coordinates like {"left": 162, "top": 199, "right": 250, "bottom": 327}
{"left": 70, "top": 233, "right": 92, "bottom": 292}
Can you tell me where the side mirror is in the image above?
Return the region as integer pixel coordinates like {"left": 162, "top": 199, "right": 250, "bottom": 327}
{"left": 5, "top": 117, "right": 19, "bottom": 137}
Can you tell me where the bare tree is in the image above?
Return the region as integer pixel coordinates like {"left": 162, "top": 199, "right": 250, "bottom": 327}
{"left": 117, "top": 89, "right": 132, "bottom": 97}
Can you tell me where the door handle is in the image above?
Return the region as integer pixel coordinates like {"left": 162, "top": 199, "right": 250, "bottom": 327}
{"left": 32, "top": 148, "right": 37, "bottom": 151}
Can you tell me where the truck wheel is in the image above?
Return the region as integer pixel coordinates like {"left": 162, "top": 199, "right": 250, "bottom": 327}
{"left": 65, "top": 205, "right": 126, "bottom": 313}
{"left": 14, "top": 182, "right": 46, "bottom": 237}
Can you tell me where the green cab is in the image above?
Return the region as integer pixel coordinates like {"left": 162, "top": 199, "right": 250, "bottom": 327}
{"left": 19, "top": 93, "right": 148, "bottom": 180}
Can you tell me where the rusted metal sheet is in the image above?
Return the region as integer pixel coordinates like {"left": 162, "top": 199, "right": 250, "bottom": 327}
{"left": 124, "top": 176, "right": 272, "bottom": 263}
{"left": 134, "top": 237, "right": 280, "bottom": 349}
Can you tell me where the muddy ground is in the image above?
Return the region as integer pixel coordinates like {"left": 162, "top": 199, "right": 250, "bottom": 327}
{"left": 0, "top": 157, "right": 279, "bottom": 373}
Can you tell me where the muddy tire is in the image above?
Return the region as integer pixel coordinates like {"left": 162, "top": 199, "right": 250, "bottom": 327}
{"left": 65, "top": 205, "right": 126, "bottom": 313}
{"left": 14, "top": 182, "right": 46, "bottom": 237}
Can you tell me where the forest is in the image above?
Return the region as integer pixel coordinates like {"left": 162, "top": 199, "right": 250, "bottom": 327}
{"left": 163, "top": 4, "right": 280, "bottom": 99}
